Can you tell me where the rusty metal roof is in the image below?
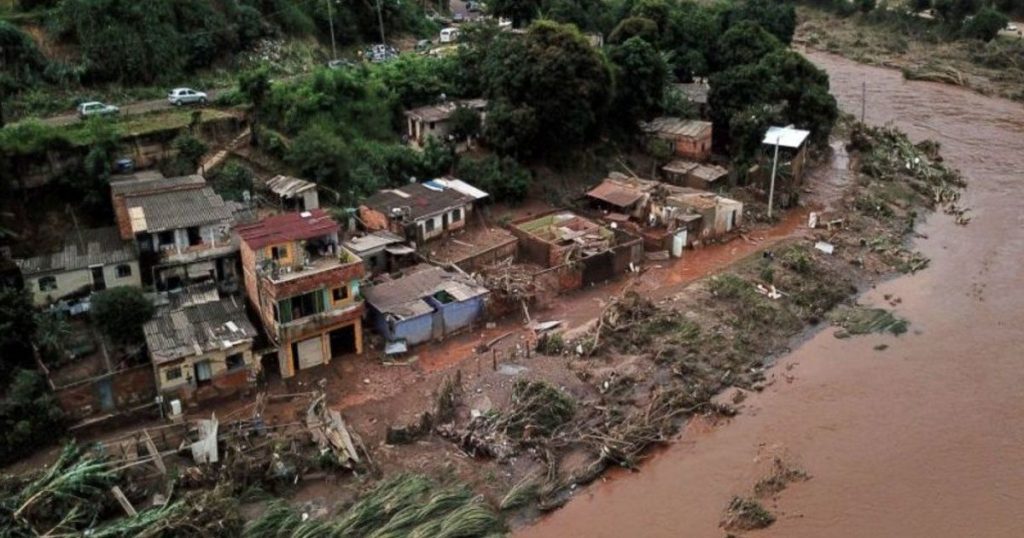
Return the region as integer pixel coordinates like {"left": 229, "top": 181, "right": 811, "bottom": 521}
{"left": 642, "top": 117, "right": 712, "bottom": 139}
{"left": 236, "top": 209, "right": 339, "bottom": 249}
{"left": 585, "top": 179, "right": 646, "bottom": 208}
{"left": 144, "top": 295, "right": 256, "bottom": 363}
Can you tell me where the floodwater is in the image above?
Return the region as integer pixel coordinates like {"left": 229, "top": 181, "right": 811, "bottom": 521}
{"left": 521, "top": 51, "right": 1024, "bottom": 537}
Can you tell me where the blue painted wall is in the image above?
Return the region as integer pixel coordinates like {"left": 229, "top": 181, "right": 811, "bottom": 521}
{"left": 369, "top": 294, "right": 485, "bottom": 346}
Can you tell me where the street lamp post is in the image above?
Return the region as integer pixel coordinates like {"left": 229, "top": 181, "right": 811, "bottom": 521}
{"left": 767, "top": 136, "right": 781, "bottom": 220}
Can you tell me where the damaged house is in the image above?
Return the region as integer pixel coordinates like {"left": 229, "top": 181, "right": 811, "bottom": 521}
{"left": 661, "top": 159, "right": 729, "bottom": 191}
{"left": 266, "top": 174, "right": 320, "bottom": 212}
{"left": 143, "top": 288, "right": 257, "bottom": 403}
{"left": 511, "top": 211, "right": 643, "bottom": 289}
{"left": 641, "top": 117, "right": 713, "bottom": 162}
{"left": 110, "top": 172, "right": 239, "bottom": 292}
{"left": 343, "top": 231, "right": 414, "bottom": 275}
{"left": 363, "top": 264, "right": 489, "bottom": 350}
{"left": 585, "top": 173, "right": 743, "bottom": 254}
{"left": 359, "top": 179, "right": 487, "bottom": 245}
{"left": 15, "top": 226, "right": 141, "bottom": 306}
{"left": 404, "top": 99, "right": 487, "bottom": 148}
{"left": 759, "top": 125, "right": 812, "bottom": 208}
{"left": 237, "top": 210, "right": 365, "bottom": 378}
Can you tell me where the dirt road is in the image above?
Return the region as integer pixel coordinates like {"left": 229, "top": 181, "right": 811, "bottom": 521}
{"left": 40, "top": 89, "right": 228, "bottom": 126}
{"left": 520, "top": 51, "right": 1024, "bottom": 537}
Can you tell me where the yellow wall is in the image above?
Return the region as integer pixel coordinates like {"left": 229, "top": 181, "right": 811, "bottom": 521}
{"left": 155, "top": 343, "right": 254, "bottom": 393}
{"left": 263, "top": 242, "right": 295, "bottom": 267}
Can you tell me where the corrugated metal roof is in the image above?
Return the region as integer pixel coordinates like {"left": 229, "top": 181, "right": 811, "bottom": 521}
{"left": 673, "top": 82, "right": 709, "bottom": 104}
{"left": 143, "top": 295, "right": 256, "bottom": 363}
{"left": 110, "top": 173, "right": 205, "bottom": 197}
{"left": 363, "top": 183, "right": 471, "bottom": 221}
{"left": 125, "top": 187, "right": 232, "bottom": 233}
{"left": 404, "top": 99, "right": 488, "bottom": 123}
{"left": 642, "top": 117, "right": 712, "bottom": 139}
{"left": 763, "top": 126, "right": 811, "bottom": 149}
{"left": 15, "top": 226, "right": 137, "bottom": 275}
{"left": 363, "top": 265, "right": 488, "bottom": 320}
{"left": 236, "top": 209, "right": 339, "bottom": 249}
{"left": 425, "top": 178, "right": 489, "bottom": 200}
{"left": 266, "top": 175, "right": 317, "bottom": 198}
{"left": 343, "top": 231, "right": 404, "bottom": 255}
{"left": 585, "top": 180, "right": 646, "bottom": 208}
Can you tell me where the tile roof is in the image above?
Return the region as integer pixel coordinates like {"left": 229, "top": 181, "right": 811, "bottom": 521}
{"left": 363, "top": 183, "right": 471, "bottom": 221}
{"left": 15, "top": 226, "right": 137, "bottom": 275}
{"left": 124, "top": 186, "right": 233, "bottom": 233}
{"left": 404, "top": 99, "right": 487, "bottom": 123}
{"left": 143, "top": 295, "right": 256, "bottom": 363}
{"left": 235, "top": 209, "right": 339, "bottom": 250}
{"left": 363, "top": 265, "right": 488, "bottom": 320}
{"left": 110, "top": 173, "right": 205, "bottom": 197}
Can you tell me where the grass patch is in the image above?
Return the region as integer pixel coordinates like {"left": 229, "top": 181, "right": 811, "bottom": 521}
{"left": 828, "top": 305, "right": 909, "bottom": 338}
{"left": 721, "top": 496, "right": 776, "bottom": 531}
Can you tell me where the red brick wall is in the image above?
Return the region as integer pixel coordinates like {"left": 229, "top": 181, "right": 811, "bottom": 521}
{"left": 675, "top": 131, "right": 712, "bottom": 161}
{"left": 54, "top": 364, "right": 157, "bottom": 420}
{"left": 359, "top": 206, "right": 389, "bottom": 232}
{"left": 265, "top": 261, "right": 366, "bottom": 301}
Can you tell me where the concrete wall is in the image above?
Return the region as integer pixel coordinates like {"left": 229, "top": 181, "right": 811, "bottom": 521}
{"left": 432, "top": 295, "right": 484, "bottom": 335}
{"left": 372, "top": 306, "right": 434, "bottom": 346}
{"left": 448, "top": 236, "right": 518, "bottom": 272}
{"left": 155, "top": 343, "right": 254, "bottom": 395}
{"left": 26, "top": 261, "right": 142, "bottom": 305}
{"left": 371, "top": 295, "right": 484, "bottom": 346}
{"left": 674, "top": 132, "right": 712, "bottom": 161}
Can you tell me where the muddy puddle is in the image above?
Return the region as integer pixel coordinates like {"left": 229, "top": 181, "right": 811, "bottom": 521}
{"left": 520, "top": 51, "right": 1024, "bottom": 537}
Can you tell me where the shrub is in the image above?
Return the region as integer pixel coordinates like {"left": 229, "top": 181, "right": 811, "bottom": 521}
{"left": 961, "top": 7, "right": 1009, "bottom": 41}
{"left": 90, "top": 287, "right": 154, "bottom": 346}
{"left": 1, "top": 369, "right": 65, "bottom": 465}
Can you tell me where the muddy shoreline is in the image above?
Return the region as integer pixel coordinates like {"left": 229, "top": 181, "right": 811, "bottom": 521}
{"left": 520, "top": 50, "right": 1024, "bottom": 538}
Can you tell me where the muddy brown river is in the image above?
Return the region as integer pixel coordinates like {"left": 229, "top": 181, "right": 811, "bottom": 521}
{"left": 520, "top": 51, "right": 1024, "bottom": 537}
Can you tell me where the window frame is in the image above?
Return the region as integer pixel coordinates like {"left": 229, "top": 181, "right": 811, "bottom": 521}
{"left": 38, "top": 276, "right": 57, "bottom": 291}
{"left": 165, "top": 366, "right": 183, "bottom": 381}
{"left": 115, "top": 264, "right": 132, "bottom": 278}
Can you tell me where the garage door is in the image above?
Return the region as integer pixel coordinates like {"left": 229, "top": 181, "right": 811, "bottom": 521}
{"left": 295, "top": 336, "right": 324, "bottom": 370}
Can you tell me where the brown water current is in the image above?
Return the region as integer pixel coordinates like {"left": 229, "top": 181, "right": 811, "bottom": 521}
{"left": 520, "top": 50, "right": 1024, "bottom": 537}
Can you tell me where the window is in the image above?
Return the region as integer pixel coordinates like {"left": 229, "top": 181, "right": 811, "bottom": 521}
{"left": 158, "top": 230, "right": 176, "bottom": 247}
{"left": 187, "top": 227, "right": 202, "bottom": 246}
{"left": 425, "top": 218, "right": 436, "bottom": 232}
{"left": 271, "top": 245, "right": 288, "bottom": 260}
{"left": 226, "top": 353, "right": 245, "bottom": 371}
{"left": 116, "top": 264, "right": 132, "bottom": 278}
{"left": 333, "top": 285, "right": 349, "bottom": 302}
{"left": 38, "top": 276, "right": 57, "bottom": 291}
{"left": 451, "top": 208, "right": 462, "bottom": 222}
{"left": 165, "top": 367, "right": 182, "bottom": 381}
{"left": 429, "top": 121, "right": 436, "bottom": 130}
{"left": 278, "top": 290, "right": 326, "bottom": 323}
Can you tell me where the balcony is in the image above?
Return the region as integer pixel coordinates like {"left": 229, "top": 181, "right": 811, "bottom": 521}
{"left": 265, "top": 246, "right": 361, "bottom": 284}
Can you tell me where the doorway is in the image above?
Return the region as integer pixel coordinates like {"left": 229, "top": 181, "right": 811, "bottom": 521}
{"left": 194, "top": 361, "right": 212, "bottom": 386}
{"left": 90, "top": 266, "right": 107, "bottom": 291}
{"left": 329, "top": 325, "right": 357, "bottom": 358}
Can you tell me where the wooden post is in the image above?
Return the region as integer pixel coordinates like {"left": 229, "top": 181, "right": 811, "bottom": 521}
{"left": 143, "top": 430, "right": 166, "bottom": 475}
{"left": 492, "top": 349, "right": 497, "bottom": 371}
{"left": 111, "top": 486, "right": 137, "bottom": 517}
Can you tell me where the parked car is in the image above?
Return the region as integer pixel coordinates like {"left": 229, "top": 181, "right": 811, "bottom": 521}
{"left": 77, "top": 101, "right": 120, "bottom": 119}
{"left": 167, "top": 87, "right": 208, "bottom": 106}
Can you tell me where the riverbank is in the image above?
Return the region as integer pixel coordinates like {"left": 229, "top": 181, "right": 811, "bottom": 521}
{"left": 520, "top": 49, "right": 1024, "bottom": 537}
{"left": 795, "top": 6, "right": 1024, "bottom": 102}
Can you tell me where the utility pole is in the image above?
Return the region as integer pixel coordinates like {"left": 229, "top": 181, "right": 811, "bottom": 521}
{"left": 767, "top": 137, "right": 781, "bottom": 220}
{"left": 861, "top": 81, "right": 866, "bottom": 123}
{"left": 326, "top": 0, "right": 338, "bottom": 60}
{"left": 376, "top": 0, "right": 387, "bottom": 44}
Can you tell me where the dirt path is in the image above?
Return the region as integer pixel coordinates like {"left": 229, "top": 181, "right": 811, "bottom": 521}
{"left": 519, "top": 50, "right": 1024, "bottom": 538}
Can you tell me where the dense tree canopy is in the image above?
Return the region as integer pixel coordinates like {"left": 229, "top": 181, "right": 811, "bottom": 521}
{"left": 608, "top": 37, "right": 668, "bottom": 129}
{"left": 90, "top": 287, "right": 154, "bottom": 346}
{"left": 481, "top": 20, "right": 612, "bottom": 157}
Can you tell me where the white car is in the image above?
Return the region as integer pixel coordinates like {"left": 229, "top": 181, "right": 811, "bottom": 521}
{"left": 77, "top": 101, "right": 120, "bottom": 119}
{"left": 167, "top": 88, "right": 208, "bottom": 106}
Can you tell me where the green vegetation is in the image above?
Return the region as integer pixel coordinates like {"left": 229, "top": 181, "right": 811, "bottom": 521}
{"left": 244, "top": 474, "right": 503, "bottom": 537}
{"left": 0, "top": 369, "right": 65, "bottom": 465}
{"left": 829, "top": 305, "right": 909, "bottom": 337}
{"left": 89, "top": 287, "right": 155, "bottom": 346}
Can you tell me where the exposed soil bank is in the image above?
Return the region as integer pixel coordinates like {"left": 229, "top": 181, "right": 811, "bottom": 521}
{"left": 520, "top": 51, "right": 1024, "bottom": 537}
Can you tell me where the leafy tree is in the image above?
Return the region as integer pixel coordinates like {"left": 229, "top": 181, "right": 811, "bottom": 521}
{"left": 286, "top": 124, "right": 352, "bottom": 188}
{"left": 660, "top": 84, "right": 698, "bottom": 119}
{"left": 630, "top": 0, "right": 672, "bottom": 33}
{"left": 0, "top": 288, "right": 37, "bottom": 383}
{"left": 34, "top": 311, "right": 71, "bottom": 362}
{"left": 481, "top": 21, "right": 611, "bottom": 158}
{"left": 90, "top": 287, "right": 154, "bottom": 346}
{"left": 419, "top": 137, "right": 455, "bottom": 178}
{"left": 372, "top": 54, "right": 459, "bottom": 109}
{"left": 163, "top": 133, "right": 207, "bottom": 176}
{"left": 0, "top": 21, "right": 48, "bottom": 88}
{"left": 608, "top": 37, "right": 668, "bottom": 129}
{"left": 713, "top": 21, "right": 783, "bottom": 70}
{"left": 448, "top": 106, "right": 482, "bottom": 141}
{"left": 482, "top": 100, "right": 539, "bottom": 158}
{"left": 609, "top": 16, "right": 660, "bottom": 44}
{"left": 239, "top": 67, "right": 272, "bottom": 147}
{"left": 961, "top": 7, "right": 1009, "bottom": 41}
{"left": 488, "top": 0, "right": 542, "bottom": 28}
{"left": 456, "top": 155, "right": 532, "bottom": 203}
{"left": 932, "top": 0, "right": 981, "bottom": 23}
{"left": 912, "top": 0, "right": 932, "bottom": 11}
{"left": 719, "top": 0, "right": 797, "bottom": 45}
{"left": 211, "top": 162, "right": 255, "bottom": 202}
{"left": 858, "top": 0, "right": 877, "bottom": 13}
{"left": 1, "top": 369, "right": 64, "bottom": 465}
